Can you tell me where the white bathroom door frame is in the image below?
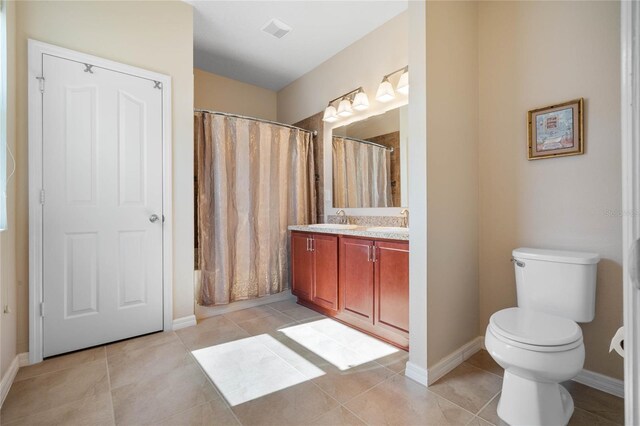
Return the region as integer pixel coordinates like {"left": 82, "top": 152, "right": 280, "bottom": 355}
{"left": 621, "top": 2, "right": 640, "bottom": 425}
{"left": 27, "top": 40, "right": 173, "bottom": 364}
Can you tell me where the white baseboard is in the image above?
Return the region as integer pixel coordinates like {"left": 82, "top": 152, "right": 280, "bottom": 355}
{"left": 405, "top": 361, "right": 429, "bottom": 387}
{"left": 427, "top": 336, "right": 484, "bottom": 385}
{"left": 18, "top": 353, "right": 29, "bottom": 367}
{"left": 195, "top": 290, "right": 296, "bottom": 320}
{"left": 1, "top": 352, "right": 29, "bottom": 408}
{"left": 172, "top": 315, "right": 197, "bottom": 330}
{"left": 573, "top": 369, "right": 624, "bottom": 398}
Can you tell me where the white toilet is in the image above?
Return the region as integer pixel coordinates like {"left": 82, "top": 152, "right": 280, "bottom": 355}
{"left": 485, "top": 247, "right": 600, "bottom": 426}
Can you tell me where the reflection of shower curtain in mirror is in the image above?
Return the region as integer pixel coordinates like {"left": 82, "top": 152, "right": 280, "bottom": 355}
{"left": 332, "top": 137, "right": 392, "bottom": 208}
{"left": 195, "top": 112, "right": 316, "bottom": 306}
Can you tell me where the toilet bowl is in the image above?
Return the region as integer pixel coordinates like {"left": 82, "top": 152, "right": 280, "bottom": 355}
{"left": 485, "top": 307, "right": 585, "bottom": 425}
{"left": 486, "top": 248, "right": 599, "bottom": 426}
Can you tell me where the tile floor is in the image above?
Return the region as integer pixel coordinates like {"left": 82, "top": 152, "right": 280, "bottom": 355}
{"left": 0, "top": 300, "right": 624, "bottom": 425}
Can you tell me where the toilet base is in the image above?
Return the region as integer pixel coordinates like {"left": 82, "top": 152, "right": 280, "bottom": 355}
{"left": 497, "top": 371, "right": 574, "bottom": 426}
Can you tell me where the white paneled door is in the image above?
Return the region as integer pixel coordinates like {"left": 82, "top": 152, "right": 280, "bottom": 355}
{"left": 41, "top": 54, "right": 164, "bottom": 357}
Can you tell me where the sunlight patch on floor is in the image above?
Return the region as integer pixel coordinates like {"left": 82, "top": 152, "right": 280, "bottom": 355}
{"left": 279, "top": 318, "right": 399, "bottom": 371}
{"left": 191, "top": 334, "right": 324, "bottom": 406}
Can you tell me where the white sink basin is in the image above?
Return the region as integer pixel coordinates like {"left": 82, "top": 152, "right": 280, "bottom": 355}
{"left": 366, "top": 226, "right": 409, "bottom": 234}
{"left": 308, "top": 223, "right": 359, "bottom": 230}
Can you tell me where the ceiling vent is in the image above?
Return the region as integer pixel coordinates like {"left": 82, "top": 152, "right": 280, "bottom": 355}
{"left": 261, "top": 18, "right": 292, "bottom": 39}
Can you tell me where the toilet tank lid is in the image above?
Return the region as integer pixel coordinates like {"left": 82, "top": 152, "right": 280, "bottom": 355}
{"left": 512, "top": 247, "right": 600, "bottom": 265}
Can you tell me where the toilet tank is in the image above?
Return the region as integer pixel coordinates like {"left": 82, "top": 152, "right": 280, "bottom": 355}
{"left": 512, "top": 248, "right": 600, "bottom": 323}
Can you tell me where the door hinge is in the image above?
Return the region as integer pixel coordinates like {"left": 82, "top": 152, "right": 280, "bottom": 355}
{"left": 40, "top": 189, "right": 45, "bottom": 204}
{"left": 36, "top": 76, "right": 45, "bottom": 93}
{"left": 40, "top": 302, "right": 45, "bottom": 317}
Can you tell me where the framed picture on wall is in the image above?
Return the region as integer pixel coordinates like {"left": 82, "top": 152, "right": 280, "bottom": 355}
{"left": 527, "top": 98, "right": 584, "bottom": 160}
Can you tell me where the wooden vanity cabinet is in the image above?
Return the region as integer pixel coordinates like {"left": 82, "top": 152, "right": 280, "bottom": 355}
{"left": 291, "top": 232, "right": 314, "bottom": 301}
{"left": 374, "top": 241, "right": 410, "bottom": 334}
{"left": 338, "top": 236, "right": 409, "bottom": 348}
{"left": 340, "top": 237, "right": 375, "bottom": 322}
{"left": 291, "top": 230, "right": 409, "bottom": 349}
{"left": 291, "top": 232, "right": 338, "bottom": 311}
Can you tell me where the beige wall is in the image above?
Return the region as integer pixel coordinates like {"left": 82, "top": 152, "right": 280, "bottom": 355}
{"left": 1, "top": 0, "right": 18, "bottom": 379}
{"left": 11, "top": 0, "right": 194, "bottom": 358}
{"left": 426, "top": 0, "right": 480, "bottom": 366}
{"left": 194, "top": 68, "right": 277, "bottom": 121}
{"left": 277, "top": 12, "right": 408, "bottom": 125}
{"left": 478, "top": 1, "right": 623, "bottom": 379}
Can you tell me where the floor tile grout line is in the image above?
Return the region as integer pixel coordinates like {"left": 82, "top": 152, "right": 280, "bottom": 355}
{"left": 341, "top": 403, "right": 373, "bottom": 426}
{"left": 473, "top": 391, "right": 501, "bottom": 422}
{"left": 185, "top": 350, "right": 244, "bottom": 426}
{"left": 465, "top": 350, "right": 506, "bottom": 379}
{"left": 464, "top": 365, "right": 504, "bottom": 381}
{"left": 334, "top": 369, "right": 402, "bottom": 410}
{"left": 573, "top": 406, "right": 625, "bottom": 426}
{"left": 6, "top": 347, "right": 115, "bottom": 426}
{"left": 112, "top": 334, "right": 229, "bottom": 425}
{"left": 186, "top": 301, "right": 395, "bottom": 424}
{"left": 185, "top": 350, "right": 228, "bottom": 403}
{"left": 330, "top": 365, "right": 399, "bottom": 407}
{"left": 265, "top": 303, "right": 402, "bottom": 408}
{"left": 335, "top": 369, "right": 478, "bottom": 425}
{"left": 103, "top": 347, "right": 118, "bottom": 426}
{"left": 467, "top": 415, "right": 496, "bottom": 426}
{"left": 461, "top": 359, "right": 504, "bottom": 380}
{"left": 424, "top": 386, "right": 481, "bottom": 419}
{"left": 224, "top": 306, "right": 285, "bottom": 327}
{"left": 284, "top": 317, "right": 399, "bottom": 368}
{"left": 11, "top": 348, "right": 107, "bottom": 383}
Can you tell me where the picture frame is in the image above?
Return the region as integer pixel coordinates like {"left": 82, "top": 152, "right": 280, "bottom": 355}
{"left": 527, "top": 98, "right": 584, "bottom": 160}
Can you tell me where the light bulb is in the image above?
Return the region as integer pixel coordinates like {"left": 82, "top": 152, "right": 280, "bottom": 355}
{"left": 396, "top": 68, "right": 409, "bottom": 95}
{"left": 376, "top": 77, "right": 395, "bottom": 103}
{"left": 322, "top": 105, "right": 338, "bottom": 123}
{"left": 352, "top": 90, "right": 370, "bottom": 111}
{"left": 337, "top": 98, "right": 353, "bottom": 117}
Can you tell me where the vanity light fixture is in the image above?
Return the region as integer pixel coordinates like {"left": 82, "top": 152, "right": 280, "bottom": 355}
{"left": 396, "top": 67, "right": 409, "bottom": 95}
{"left": 322, "top": 86, "right": 368, "bottom": 122}
{"left": 322, "top": 104, "right": 339, "bottom": 123}
{"left": 337, "top": 98, "right": 353, "bottom": 117}
{"left": 352, "top": 89, "right": 370, "bottom": 111}
{"left": 376, "top": 65, "right": 409, "bottom": 102}
{"left": 375, "top": 77, "right": 395, "bottom": 103}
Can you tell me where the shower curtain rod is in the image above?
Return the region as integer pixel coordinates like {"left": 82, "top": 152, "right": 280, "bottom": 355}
{"left": 333, "top": 135, "right": 394, "bottom": 152}
{"left": 194, "top": 108, "right": 318, "bottom": 137}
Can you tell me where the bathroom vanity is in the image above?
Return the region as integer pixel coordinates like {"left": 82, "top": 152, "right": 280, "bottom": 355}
{"left": 289, "top": 226, "right": 409, "bottom": 349}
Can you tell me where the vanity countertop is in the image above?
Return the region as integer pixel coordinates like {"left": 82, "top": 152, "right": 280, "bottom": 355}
{"left": 288, "top": 224, "right": 409, "bottom": 241}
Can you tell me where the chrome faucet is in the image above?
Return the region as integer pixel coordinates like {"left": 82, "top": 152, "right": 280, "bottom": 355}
{"left": 400, "top": 209, "right": 409, "bottom": 228}
{"left": 335, "top": 209, "right": 348, "bottom": 224}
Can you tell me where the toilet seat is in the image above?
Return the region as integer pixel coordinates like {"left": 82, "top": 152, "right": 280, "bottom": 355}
{"left": 489, "top": 307, "right": 583, "bottom": 352}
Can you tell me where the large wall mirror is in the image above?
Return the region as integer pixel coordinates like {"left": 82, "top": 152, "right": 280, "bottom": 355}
{"left": 330, "top": 105, "right": 408, "bottom": 210}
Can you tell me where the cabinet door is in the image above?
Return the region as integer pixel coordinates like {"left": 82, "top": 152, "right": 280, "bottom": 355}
{"left": 340, "top": 237, "right": 375, "bottom": 322}
{"left": 312, "top": 234, "right": 338, "bottom": 311}
{"left": 374, "top": 240, "right": 409, "bottom": 333}
{"left": 291, "top": 232, "right": 314, "bottom": 301}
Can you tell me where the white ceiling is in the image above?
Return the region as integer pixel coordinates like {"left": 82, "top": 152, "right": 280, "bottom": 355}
{"left": 191, "top": 1, "right": 408, "bottom": 91}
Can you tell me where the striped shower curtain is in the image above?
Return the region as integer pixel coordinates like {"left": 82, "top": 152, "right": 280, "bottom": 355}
{"left": 332, "top": 136, "right": 392, "bottom": 208}
{"left": 195, "top": 112, "right": 316, "bottom": 305}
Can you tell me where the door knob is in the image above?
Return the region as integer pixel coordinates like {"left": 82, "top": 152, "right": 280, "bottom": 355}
{"left": 149, "top": 214, "right": 160, "bottom": 223}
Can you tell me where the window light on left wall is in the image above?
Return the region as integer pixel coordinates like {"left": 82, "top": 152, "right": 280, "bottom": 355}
{"left": 0, "top": 0, "right": 7, "bottom": 231}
